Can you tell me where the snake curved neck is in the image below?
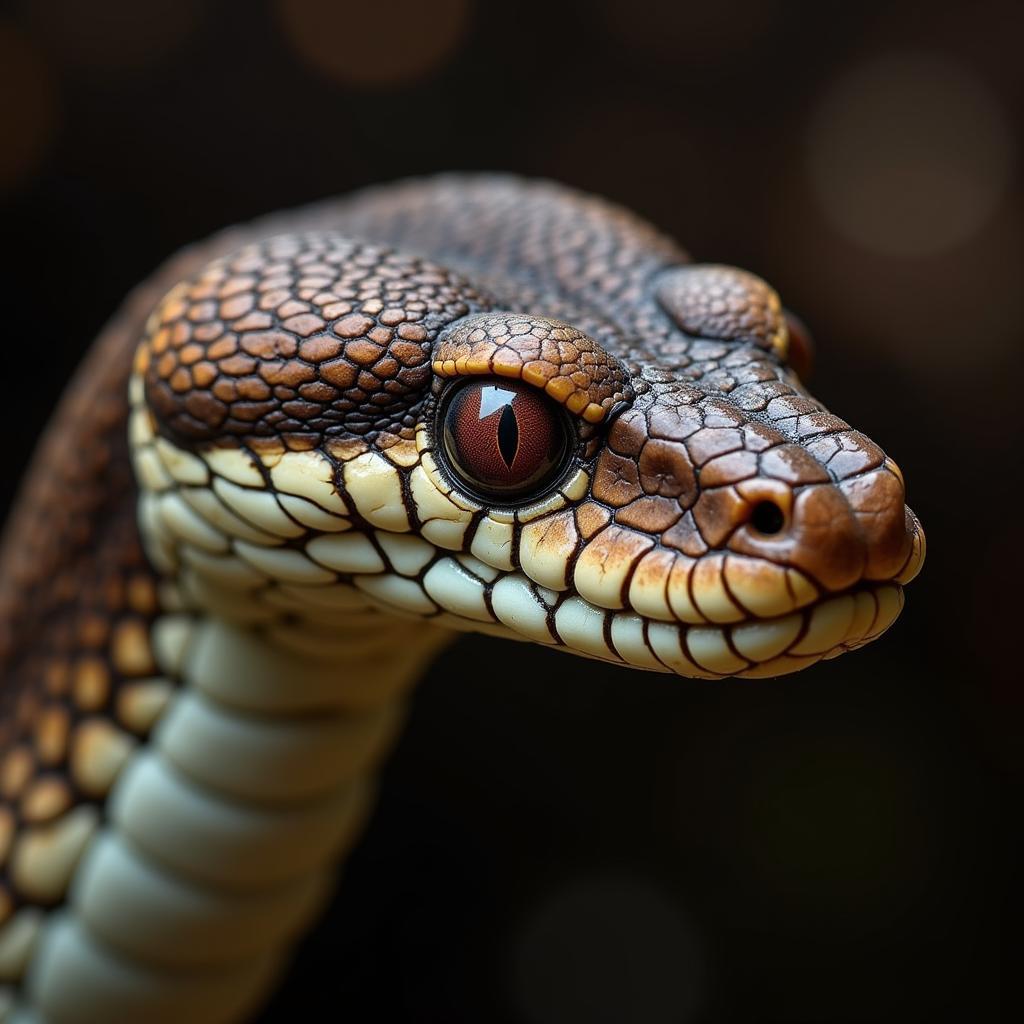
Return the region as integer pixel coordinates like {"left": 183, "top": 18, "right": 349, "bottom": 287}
{"left": 15, "top": 608, "right": 447, "bottom": 1021}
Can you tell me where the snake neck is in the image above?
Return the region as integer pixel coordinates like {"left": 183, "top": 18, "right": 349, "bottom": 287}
{"left": 166, "top": 607, "right": 453, "bottom": 715}
{"left": 9, "top": 601, "right": 452, "bottom": 1021}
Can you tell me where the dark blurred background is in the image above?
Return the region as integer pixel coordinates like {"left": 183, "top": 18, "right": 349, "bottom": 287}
{"left": 1, "top": 0, "right": 1020, "bottom": 1021}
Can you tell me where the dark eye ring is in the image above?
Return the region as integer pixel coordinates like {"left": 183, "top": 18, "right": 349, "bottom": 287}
{"left": 437, "top": 378, "right": 574, "bottom": 503}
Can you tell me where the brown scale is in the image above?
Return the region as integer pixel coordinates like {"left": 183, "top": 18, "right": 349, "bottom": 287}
{"left": 432, "top": 312, "right": 633, "bottom": 422}
{"left": 141, "top": 233, "right": 493, "bottom": 448}
{"left": 0, "top": 504, "right": 166, "bottom": 921}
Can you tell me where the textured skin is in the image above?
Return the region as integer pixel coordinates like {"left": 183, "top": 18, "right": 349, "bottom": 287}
{"left": 0, "top": 175, "right": 924, "bottom": 1015}
{"left": 143, "top": 234, "right": 491, "bottom": 447}
{"left": 135, "top": 178, "right": 919, "bottom": 592}
{"left": 0, "top": 272, "right": 176, "bottom": 930}
{"left": 433, "top": 313, "right": 632, "bottom": 424}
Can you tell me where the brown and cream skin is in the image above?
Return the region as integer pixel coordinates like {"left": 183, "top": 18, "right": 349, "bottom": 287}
{"left": 0, "top": 176, "right": 924, "bottom": 1023}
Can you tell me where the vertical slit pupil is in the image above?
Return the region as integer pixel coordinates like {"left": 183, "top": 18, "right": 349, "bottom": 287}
{"left": 497, "top": 403, "right": 519, "bottom": 468}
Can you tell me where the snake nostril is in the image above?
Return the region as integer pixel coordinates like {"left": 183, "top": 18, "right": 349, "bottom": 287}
{"left": 750, "top": 500, "right": 786, "bottom": 536}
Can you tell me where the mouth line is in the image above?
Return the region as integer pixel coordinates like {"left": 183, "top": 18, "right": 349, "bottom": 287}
{"left": 284, "top": 561, "right": 908, "bottom": 682}
{"left": 539, "top": 578, "right": 906, "bottom": 679}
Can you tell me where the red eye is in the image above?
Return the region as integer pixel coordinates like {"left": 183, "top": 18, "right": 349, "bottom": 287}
{"left": 440, "top": 379, "right": 571, "bottom": 500}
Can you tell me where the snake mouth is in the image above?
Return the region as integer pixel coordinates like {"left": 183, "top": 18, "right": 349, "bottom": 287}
{"left": 534, "top": 579, "right": 907, "bottom": 679}
{"left": 507, "top": 508, "right": 926, "bottom": 680}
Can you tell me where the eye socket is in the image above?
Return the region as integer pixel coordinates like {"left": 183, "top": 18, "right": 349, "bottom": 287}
{"left": 439, "top": 378, "right": 572, "bottom": 502}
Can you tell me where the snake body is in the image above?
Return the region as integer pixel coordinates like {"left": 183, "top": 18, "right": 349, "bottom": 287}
{"left": 0, "top": 176, "right": 924, "bottom": 1022}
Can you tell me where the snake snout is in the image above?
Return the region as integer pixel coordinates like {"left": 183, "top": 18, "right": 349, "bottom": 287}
{"left": 726, "top": 455, "right": 925, "bottom": 593}
{"left": 839, "top": 459, "right": 925, "bottom": 585}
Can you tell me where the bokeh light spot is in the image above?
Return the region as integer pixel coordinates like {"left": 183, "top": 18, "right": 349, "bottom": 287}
{"left": 0, "top": 21, "right": 58, "bottom": 192}
{"left": 598, "top": 0, "right": 782, "bottom": 64}
{"left": 806, "top": 53, "right": 1013, "bottom": 257}
{"left": 25, "top": 0, "right": 203, "bottom": 71}
{"left": 509, "top": 871, "right": 705, "bottom": 1024}
{"left": 276, "top": 0, "right": 469, "bottom": 88}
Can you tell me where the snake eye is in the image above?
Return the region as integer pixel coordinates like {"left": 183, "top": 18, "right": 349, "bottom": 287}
{"left": 439, "top": 378, "right": 572, "bottom": 501}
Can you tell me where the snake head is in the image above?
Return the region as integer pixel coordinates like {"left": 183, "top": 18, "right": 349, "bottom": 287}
{"left": 416, "top": 270, "right": 924, "bottom": 677}
{"left": 131, "top": 235, "right": 924, "bottom": 679}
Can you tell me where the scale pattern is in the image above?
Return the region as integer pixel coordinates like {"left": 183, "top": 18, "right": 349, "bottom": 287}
{"left": 143, "top": 234, "right": 492, "bottom": 447}
{"left": 433, "top": 313, "right": 632, "bottom": 424}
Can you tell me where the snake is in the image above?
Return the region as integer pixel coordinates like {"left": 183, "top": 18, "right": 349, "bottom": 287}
{"left": 0, "top": 175, "right": 925, "bottom": 1022}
